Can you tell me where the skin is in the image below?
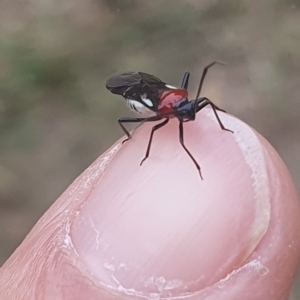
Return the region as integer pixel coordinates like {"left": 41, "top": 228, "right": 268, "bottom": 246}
{"left": 0, "top": 109, "right": 300, "bottom": 300}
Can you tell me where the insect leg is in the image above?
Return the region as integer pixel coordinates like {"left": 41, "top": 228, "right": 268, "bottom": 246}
{"left": 118, "top": 116, "right": 163, "bottom": 144}
{"left": 194, "top": 97, "right": 226, "bottom": 114}
{"left": 195, "top": 61, "right": 225, "bottom": 100}
{"left": 140, "top": 118, "right": 169, "bottom": 166}
{"left": 179, "top": 121, "right": 203, "bottom": 180}
{"left": 118, "top": 117, "right": 145, "bottom": 144}
{"left": 196, "top": 98, "right": 233, "bottom": 133}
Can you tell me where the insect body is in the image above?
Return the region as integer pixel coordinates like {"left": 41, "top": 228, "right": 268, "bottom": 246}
{"left": 106, "top": 62, "right": 233, "bottom": 179}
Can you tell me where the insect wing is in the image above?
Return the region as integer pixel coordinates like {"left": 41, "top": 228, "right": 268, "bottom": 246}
{"left": 106, "top": 72, "right": 142, "bottom": 95}
{"left": 138, "top": 72, "right": 165, "bottom": 86}
{"left": 106, "top": 72, "right": 169, "bottom": 111}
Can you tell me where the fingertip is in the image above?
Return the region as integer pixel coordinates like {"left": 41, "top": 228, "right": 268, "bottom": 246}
{"left": 71, "top": 109, "right": 274, "bottom": 296}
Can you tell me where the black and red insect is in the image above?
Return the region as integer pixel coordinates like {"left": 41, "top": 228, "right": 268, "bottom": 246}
{"left": 106, "top": 62, "right": 233, "bottom": 179}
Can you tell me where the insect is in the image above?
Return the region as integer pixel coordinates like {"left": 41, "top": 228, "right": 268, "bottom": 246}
{"left": 106, "top": 62, "right": 233, "bottom": 179}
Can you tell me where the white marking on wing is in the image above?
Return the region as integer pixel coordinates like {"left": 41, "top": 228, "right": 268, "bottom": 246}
{"left": 165, "top": 84, "right": 177, "bottom": 89}
{"left": 140, "top": 94, "right": 153, "bottom": 107}
{"left": 126, "top": 99, "right": 144, "bottom": 108}
{"left": 144, "top": 99, "right": 153, "bottom": 106}
{"left": 126, "top": 99, "right": 156, "bottom": 116}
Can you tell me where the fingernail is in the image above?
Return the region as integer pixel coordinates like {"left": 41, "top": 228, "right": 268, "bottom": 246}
{"left": 71, "top": 113, "right": 270, "bottom": 298}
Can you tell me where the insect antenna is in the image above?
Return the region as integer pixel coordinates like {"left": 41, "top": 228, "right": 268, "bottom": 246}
{"left": 195, "top": 61, "right": 225, "bottom": 100}
{"left": 181, "top": 72, "right": 190, "bottom": 90}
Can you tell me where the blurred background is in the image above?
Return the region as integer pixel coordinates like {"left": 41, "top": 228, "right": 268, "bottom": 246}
{"left": 0, "top": 0, "right": 299, "bottom": 297}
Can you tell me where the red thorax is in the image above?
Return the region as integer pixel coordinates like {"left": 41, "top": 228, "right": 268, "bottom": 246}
{"left": 158, "top": 89, "right": 188, "bottom": 114}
